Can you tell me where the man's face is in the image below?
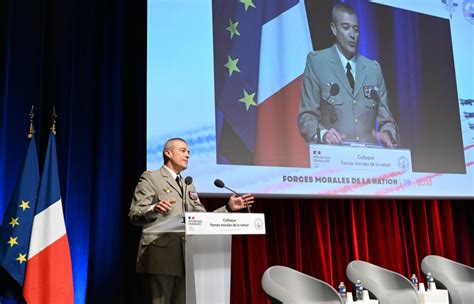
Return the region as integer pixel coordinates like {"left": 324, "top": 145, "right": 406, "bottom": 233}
{"left": 331, "top": 11, "right": 359, "bottom": 59}
{"left": 165, "top": 140, "right": 190, "bottom": 173}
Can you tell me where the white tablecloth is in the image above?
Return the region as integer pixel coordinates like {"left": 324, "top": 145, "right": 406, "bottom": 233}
{"left": 418, "top": 282, "right": 449, "bottom": 304}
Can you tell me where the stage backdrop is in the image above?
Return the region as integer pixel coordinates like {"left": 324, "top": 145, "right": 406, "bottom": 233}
{"left": 1, "top": 0, "right": 473, "bottom": 303}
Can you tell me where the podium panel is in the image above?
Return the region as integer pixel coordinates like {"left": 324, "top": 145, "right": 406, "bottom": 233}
{"left": 141, "top": 213, "right": 265, "bottom": 304}
{"left": 185, "top": 235, "right": 232, "bottom": 304}
{"left": 185, "top": 212, "right": 265, "bottom": 304}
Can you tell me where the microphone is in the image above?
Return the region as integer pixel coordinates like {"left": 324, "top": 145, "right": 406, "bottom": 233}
{"left": 370, "top": 88, "right": 380, "bottom": 102}
{"left": 213, "top": 179, "right": 226, "bottom": 190}
{"left": 326, "top": 82, "right": 340, "bottom": 100}
{"left": 183, "top": 176, "right": 193, "bottom": 213}
{"left": 214, "top": 179, "right": 250, "bottom": 213}
{"left": 329, "top": 82, "right": 340, "bottom": 97}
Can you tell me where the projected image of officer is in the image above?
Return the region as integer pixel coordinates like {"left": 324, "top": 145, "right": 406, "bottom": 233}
{"left": 298, "top": 2, "right": 399, "bottom": 147}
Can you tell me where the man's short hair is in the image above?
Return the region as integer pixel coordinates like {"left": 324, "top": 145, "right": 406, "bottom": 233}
{"left": 162, "top": 138, "right": 187, "bottom": 163}
{"left": 331, "top": 2, "right": 357, "bottom": 23}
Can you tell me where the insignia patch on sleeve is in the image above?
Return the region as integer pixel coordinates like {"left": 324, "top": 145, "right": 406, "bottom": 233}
{"left": 189, "top": 191, "right": 199, "bottom": 201}
{"left": 364, "top": 85, "right": 379, "bottom": 99}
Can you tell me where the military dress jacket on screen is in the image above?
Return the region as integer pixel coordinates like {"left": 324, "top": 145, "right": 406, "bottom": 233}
{"left": 298, "top": 44, "right": 399, "bottom": 145}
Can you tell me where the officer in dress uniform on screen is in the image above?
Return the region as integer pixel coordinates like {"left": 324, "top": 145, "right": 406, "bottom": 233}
{"left": 298, "top": 3, "right": 399, "bottom": 147}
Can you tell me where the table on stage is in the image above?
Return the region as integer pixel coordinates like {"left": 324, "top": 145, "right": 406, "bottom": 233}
{"left": 418, "top": 282, "right": 449, "bottom": 304}
{"left": 344, "top": 285, "right": 449, "bottom": 304}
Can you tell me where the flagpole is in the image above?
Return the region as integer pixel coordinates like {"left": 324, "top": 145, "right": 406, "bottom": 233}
{"left": 0, "top": 106, "right": 40, "bottom": 290}
{"left": 50, "top": 106, "right": 57, "bottom": 135}
{"left": 28, "top": 105, "right": 35, "bottom": 139}
{"left": 23, "top": 106, "right": 74, "bottom": 303}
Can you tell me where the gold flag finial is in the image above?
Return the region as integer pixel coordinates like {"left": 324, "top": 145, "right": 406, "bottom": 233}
{"left": 28, "top": 105, "right": 35, "bottom": 139}
{"left": 50, "top": 106, "right": 57, "bottom": 135}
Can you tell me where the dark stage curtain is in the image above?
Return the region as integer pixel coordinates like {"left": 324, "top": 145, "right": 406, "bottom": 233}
{"left": 0, "top": 0, "right": 146, "bottom": 302}
{"left": 1, "top": 1, "right": 473, "bottom": 303}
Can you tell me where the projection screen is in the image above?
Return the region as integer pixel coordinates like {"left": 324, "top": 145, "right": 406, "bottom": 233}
{"left": 147, "top": 0, "right": 474, "bottom": 198}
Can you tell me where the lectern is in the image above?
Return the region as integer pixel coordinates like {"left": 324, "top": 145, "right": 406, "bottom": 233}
{"left": 144, "top": 212, "right": 266, "bottom": 304}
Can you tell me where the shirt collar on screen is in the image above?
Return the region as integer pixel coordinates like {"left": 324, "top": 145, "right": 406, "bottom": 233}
{"left": 336, "top": 44, "right": 357, "bottom": 78}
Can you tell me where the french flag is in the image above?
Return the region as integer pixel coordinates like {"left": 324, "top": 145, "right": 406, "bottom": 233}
{"left": 213, "top": 0, "right": 312, "bottom": 167}
{"left": 23, "top": 133, "right": 74, "bottom": 303}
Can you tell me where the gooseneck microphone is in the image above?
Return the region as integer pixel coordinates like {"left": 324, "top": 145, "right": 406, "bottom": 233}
{"left": 214, "top": 179, "right": 250, "bottom": 213}
{"left": 328, "top": 82, "right": 340, "bottom": 97}
{"left": 214, "top": 179, "right": 232, "bottom": 192}
{"left": 184, "top": 176, "right": 193, "bottom": 185}
{"left": 325, "top": 82, "right": 340, "bottom": 102}
{"left": 183, "top": 176, "right": 193, "bottom": 212}
{"left": 370, "top": 88, "right": 380, "bottom": 102}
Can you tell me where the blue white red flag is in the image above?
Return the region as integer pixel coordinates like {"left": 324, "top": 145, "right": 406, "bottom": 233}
{"left": 23, "top": 133, "right": 74, "bottom": 303}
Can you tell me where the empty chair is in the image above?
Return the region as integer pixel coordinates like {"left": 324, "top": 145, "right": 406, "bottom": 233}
{"left": 261, "top": 265, "right": 343, "bottom": 304}
{"left": 346, "top": 260, "right": 419, "bottom": 304}
{"left": 421, "top": 255, "right": 474, "bottom": 304}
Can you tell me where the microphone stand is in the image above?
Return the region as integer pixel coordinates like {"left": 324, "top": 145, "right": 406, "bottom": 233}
{"left": 179, "top": 176, "right": 187, "bottom": 223}
{"left": 223, "top": 186, "right": 251, "bottom": 213}
{"left": 214, "top": 179, "right": 251, "bottom": 213}
{"left": 320, "top": 82, "right": 340, "bottom": 143}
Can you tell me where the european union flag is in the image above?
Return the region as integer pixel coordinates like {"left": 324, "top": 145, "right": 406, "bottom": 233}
{"left": 212, "top": 0, "right": 299, "bottom": 163}
{"left": 0, "top": 136, "right": 40, "bottom": 286}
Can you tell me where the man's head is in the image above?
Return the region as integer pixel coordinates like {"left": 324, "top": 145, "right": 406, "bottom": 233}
{"left": 162, "top": 138, "right": 190, "bottom": 173}
{"left": 330, "top": 3, "right": 359, "bottom": 60}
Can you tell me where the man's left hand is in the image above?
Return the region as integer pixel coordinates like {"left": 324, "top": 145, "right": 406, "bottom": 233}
{"left": 372, "top": 130, "right": 393, "bottom": 148}
{"left": 228, "top": 193, "right": 254, "bottom": 211}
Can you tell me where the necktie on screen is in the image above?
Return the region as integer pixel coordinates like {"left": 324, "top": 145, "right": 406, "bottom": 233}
{"left": 346, "top": 62, "right": 355, "bottom": 93}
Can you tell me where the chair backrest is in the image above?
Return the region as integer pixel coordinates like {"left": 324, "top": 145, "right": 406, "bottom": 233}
{"left": 261, "top": 266, "right": 343, "bottom": 304}
{"left": 421, "top": 255, "right": 474, "bottom": 304}
{"left": 346, "top": 260, "right": 419, "bottom": 304}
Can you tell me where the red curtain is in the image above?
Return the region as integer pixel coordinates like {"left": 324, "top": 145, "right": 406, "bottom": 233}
{"left": 203, "top": 198, "right": 474, "bottom": 303}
